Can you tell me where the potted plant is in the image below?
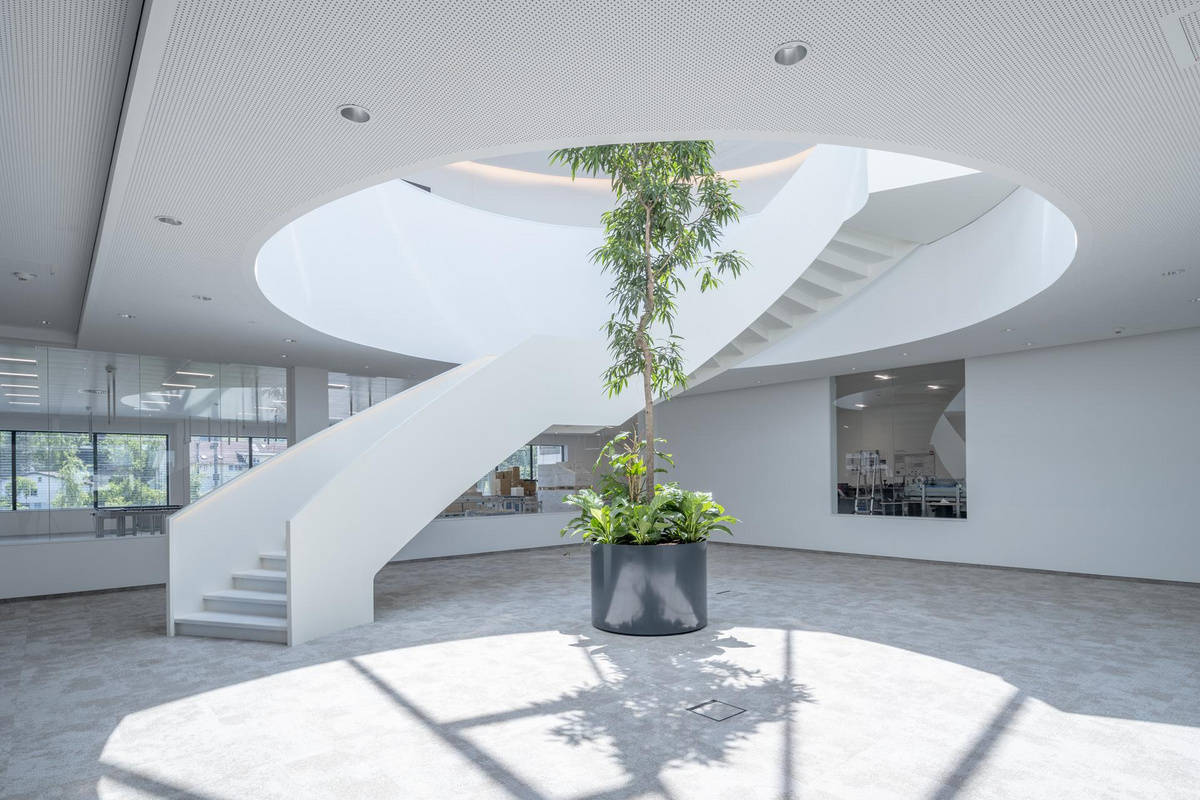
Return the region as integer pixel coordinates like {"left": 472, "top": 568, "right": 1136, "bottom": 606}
{"left": 551, "top": 141, "right": 748, "bottom": 635}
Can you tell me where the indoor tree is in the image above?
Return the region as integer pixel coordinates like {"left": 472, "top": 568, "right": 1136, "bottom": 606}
{"left": 549, "top": 141, "right": 748, "bottom": 499}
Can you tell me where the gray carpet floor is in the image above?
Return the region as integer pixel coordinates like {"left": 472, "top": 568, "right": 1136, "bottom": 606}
{"left": 1, "top": 543, "right": 1198, "bottom": 799}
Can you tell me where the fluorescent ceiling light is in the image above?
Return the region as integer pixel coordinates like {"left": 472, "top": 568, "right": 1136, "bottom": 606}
{"left": 0, "top": 356, "right": 36, "bottom": 364}
{"left": 142, "top": 400, "right": 170, "bottom": 406}
{"left": 0, "top": 371, "right": 37, "bottom": 378}
{"left": 176, "top": 371, "right": 213, "bottom": 378}
{"left": 927, "top": 384, "right": 942, "bottom": 390}
{"left": 149, "top": 391, "right": 183, "bottom": 397}
{"left": 1, "top": 383, "right": 38, "bottom": 389}
{"left": 5, "top": 393, "right": 39, "bottom": 398}
{"left": 854, "top": 403, "right": 867, "bottom": 408}
{"left": 873, "top": 374, "right": 892, "bottom": 380}
{"left": 9, "top": 401, "right": 39, "bottom": 406}
{"left": 328, "top": 383, "right": 349, "bottom": 389}
{"left": 162, "top": 382, "right": 195, "bottom": 388}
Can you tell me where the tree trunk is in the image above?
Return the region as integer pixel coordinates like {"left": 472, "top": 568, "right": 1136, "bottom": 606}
{"left": 639, "top": 203, "right": 655, "bottom": 501}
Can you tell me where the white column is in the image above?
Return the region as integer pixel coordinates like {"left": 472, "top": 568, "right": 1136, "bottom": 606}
{"left": 286, "top": 367, "right": 328, "bottom": 445}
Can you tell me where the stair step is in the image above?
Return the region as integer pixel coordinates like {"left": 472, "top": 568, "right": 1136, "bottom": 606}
{"left": 824, "top": 237, "right": 889, "bottom": 265}
{"left": 232, "top": 568, "right": 287, "bottom": 593}
{"left": 811, "top": 256, "right": 869, "bottom": 283}
{"left": 174, "top": 611, "right": 288, "bottom": 644}
{"left": 204, "top": 589, "right": 288, "bottom": 618}
{"left": 259, "top": 551, "right": 287, "bottom": 570}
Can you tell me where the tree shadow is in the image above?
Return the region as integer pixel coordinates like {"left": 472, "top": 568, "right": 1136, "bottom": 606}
{"left": 349, "top": 625, "right": 813, "bottom": 800}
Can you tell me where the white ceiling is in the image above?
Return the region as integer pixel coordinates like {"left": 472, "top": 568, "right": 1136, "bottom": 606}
{"left": 2, "top": 1, "right": 1199, "bottom": 389}
{"left": 0, "top": 0, "right": 139, "bottom": 346}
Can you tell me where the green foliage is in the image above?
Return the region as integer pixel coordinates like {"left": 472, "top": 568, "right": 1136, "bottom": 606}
{"left": 592, "top": 430, "right": 673, "bottom": 503}
{"left": 550, "top": 141, "right": 749, "bottom": 498}
{"left": 561, "top": 434, "right": 739, "bottom": 546}
{"left": 52, "top": 452, "right": 93, "bottom": 508}
{"left": 1, "top": 475, "right": 37, "bottom": 508}
{"left": 656, "top": 484, "right": 738, "bottom": 543}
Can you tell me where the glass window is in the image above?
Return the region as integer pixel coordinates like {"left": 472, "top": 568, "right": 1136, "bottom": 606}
{"left": 190, "top": 436, "right": 247, "bottom": 501}
{"left": 14, "top": 432, "right": 95, "bottom": 510}
{"left": 250, "top": 437, "right": 287, "bottom": 466}
{"left": 0, "top": 431, "right": 12, "bottom": 511}
{"left": 189, "top": 435, "right": 287, "bottom": 501}
{"left": 96, "top": 434, "right": 169, "bottom": 508}
{"left": 496, "top": 447, "right": 534, "bottom": 480}
{"left": 833, "top": 360, "right": 966, "bottom": 519}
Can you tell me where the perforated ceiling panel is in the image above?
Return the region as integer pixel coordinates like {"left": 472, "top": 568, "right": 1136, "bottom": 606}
{"left": 50, "top": 1, "right": 1200, "bottom": 377}
{"left": 0, "top": 0, "right": 140, "bottom": 341}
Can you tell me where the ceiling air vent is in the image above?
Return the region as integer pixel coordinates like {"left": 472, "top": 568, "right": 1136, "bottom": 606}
{"left": 1161, "top": 6, "right": 1200, "bottom": 69}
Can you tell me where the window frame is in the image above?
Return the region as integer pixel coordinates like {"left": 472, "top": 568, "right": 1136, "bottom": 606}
{"left": 1, "top": 429, "right": 171, "bottom": 511}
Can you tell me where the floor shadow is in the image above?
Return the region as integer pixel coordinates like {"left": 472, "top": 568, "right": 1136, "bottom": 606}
{"left": 349, "top": 625, "right": 813, "bottom": 800}
{"left": 2, "top": 543, "right": 1198, "bottom": 799}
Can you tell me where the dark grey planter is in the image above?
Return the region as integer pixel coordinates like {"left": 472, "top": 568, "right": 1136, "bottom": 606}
{"left": 591, "top": 541, "right": 707, "bottom": 635}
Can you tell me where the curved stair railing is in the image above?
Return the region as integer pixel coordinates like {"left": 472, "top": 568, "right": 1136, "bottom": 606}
{"left": 168, "top": 144, "right": 881, "bottom": 644}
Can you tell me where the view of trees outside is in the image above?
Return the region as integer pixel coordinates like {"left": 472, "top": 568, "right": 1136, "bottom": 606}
{"left": 0, "top": 431, "right": 168, "bottom": 510}
{"left": 96, "top": 434, "right": 168, "bottom": 507}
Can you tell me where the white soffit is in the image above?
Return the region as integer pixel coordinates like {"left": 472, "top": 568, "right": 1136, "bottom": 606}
{"left": 0, "top": 0, "right": 140, "bottom": 344}
{"left": 49, "top": 1, "right": 1200, "bottom": 377}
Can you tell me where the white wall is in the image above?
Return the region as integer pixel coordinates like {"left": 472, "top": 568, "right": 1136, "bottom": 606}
{"left": 393, "top": 511, "right": 573, "bottom": 561}
{"left": 0, "top": 536, "right": 166, "bottom": 599}
{"left": 658, "top": 328, "right": 1200, "bottom": 583}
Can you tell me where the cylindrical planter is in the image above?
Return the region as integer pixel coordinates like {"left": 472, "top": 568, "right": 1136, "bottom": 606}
{"left": 591, "top": 541, "right": 707, "bottom": 635}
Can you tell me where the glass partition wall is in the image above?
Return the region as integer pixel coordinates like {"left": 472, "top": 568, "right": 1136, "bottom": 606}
{"left": 834, "top": 360, "right": 966, "bottom": 518}
{"left": 0, "top": 341, "right": 288, "bottom": 543}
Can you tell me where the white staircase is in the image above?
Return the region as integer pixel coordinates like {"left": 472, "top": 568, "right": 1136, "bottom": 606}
{"left": 167, "top": 144, "right": 891, "bottom": 645}
{"left": 174, "top": 551, "right": 289, "bottom": 643}
{"left": 689, "top": 226, "right": 915, "bottom": 385}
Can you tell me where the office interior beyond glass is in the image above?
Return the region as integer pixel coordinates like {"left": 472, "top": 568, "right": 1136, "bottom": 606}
{"left": 834, "top": 360, "right": 966, "bottom": 518}
{"left": 0, "top": 341, "right": 288, "bottom": 544}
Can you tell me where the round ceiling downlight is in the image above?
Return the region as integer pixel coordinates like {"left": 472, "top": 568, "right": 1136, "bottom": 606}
{"left": 338, "top": 105, "right": 371, "bottom": 123}
{"left": 773, "top": 41, "right": 809, "bottom": 66}
{"left": 155, "top": 215, "right": 183, "bottom": 226}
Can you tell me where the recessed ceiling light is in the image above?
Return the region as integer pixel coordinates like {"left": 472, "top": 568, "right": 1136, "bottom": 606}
{"left": 900, "top": 352, "right": 908, "bottom": 357}
{"left": 283, "top": 337, "right": 297, "bottom": 343}
{"left": 162, "top": 382, "right": 195, "bottom": 388}
{"left": 927, "top": 385, "right": 942, "bottom": 390}
{"left": 4, "top": 393, "right": 39, "bottom": 398}
{"left": 873, "top": 374, "right": 892, "bottom": 380}
{"left": 854, "top": 403, "right": 867, "bottom": 408}
{"left": 39, "top": 320, "right": 49, "bottom": 326}
{"left": 191, "top": 294, "right": 212, "bottom": 301}
{"left": 176, "top": 370, "right": 213, "bottom": 378}
{"left": 1190, "top": 297, "right": 1200, "bottom": 303}
{"left": 0, "top": 356, "right": 36, "bottom": 364}
{"left": 1113, "top": 328, "right": 1124, "bottom": 335}
{"left": 9, "top": 401, "right": 39, "bottom": 406}
{"left": 0, "top": 371, "right": 37, "bottom": 378}
{"left": 141, "top": 400, "right": 170, "bottom": 405}
{"left": 1002, "top": 327, "right": 1014, "bottom": 333}
{"left": 3, "top": 383, "right": 38, "bottom": 389}
{"left": 328, "top": 383, "right": 349, "bottom": 389}
{"left": 1024, "top": 341, "right": 1034, "bottom": 347}
{"left": 1161, "top": 268, "right": 1186, "bottom": 277}
{"left": 842, "top": 424, "right": 850, "bottom": 429}
{"left": 773, "top": 41, "right": 809, "bottom": 66}
{"left": 338, "top": 104, "right": 371, "bottom": 123}
{"left": 11, "top": 271, "right": 36, "bottom": 281}
{"left": 118, "top": 312, "right": 135, "bottom": 319}
{"left": 280, "top": 354, "right": 289, "bottom": 359}
{"left": 155, "top": 215, "right": 183, "bottom": 226}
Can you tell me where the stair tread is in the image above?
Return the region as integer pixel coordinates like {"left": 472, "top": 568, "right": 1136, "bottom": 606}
{"left": 204, "top": 589, "right": 287, "bottom": 604}
{"left": 260, "top": 551, "right": 287, "bottom": 560}
{"left": 232, "top": 568, "right": 286, "bottom": 579}
{"left": 175, "top": 611, "right": 286, "bottom": 629}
